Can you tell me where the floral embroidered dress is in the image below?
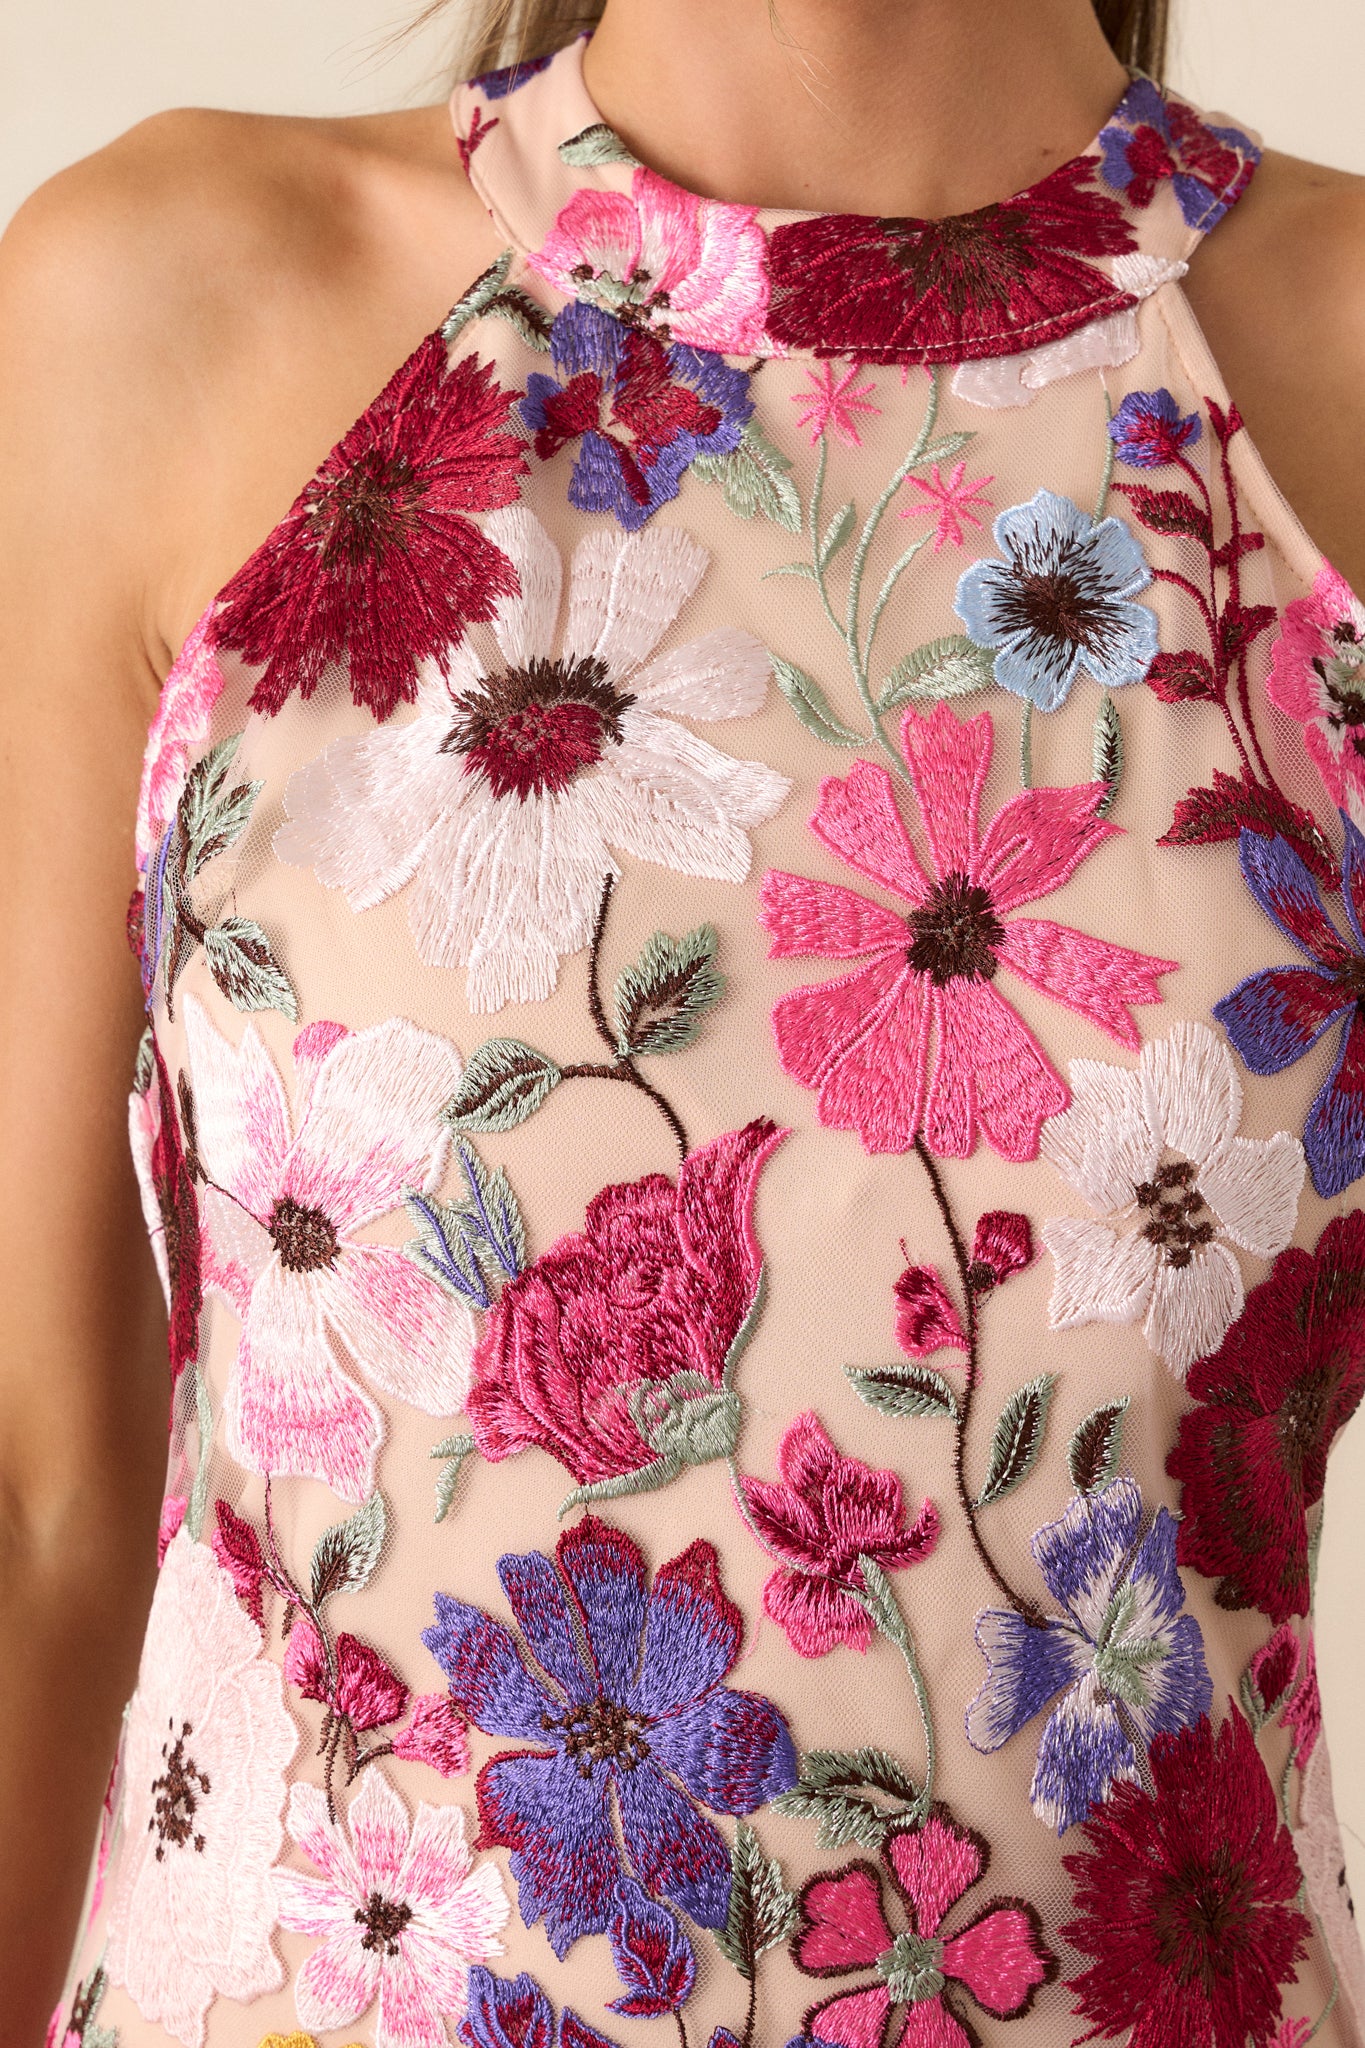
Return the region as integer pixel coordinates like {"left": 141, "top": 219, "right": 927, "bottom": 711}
{"left": 60, "top": 38, "right": 1365, "bottom": 2048}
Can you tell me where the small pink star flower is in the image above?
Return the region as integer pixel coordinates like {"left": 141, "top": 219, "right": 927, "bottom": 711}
{"left": 791, "top": 361, "right": 881, "bottom": 449}
{"left": 900, "top": 461, "right": 995, "bottom": 551}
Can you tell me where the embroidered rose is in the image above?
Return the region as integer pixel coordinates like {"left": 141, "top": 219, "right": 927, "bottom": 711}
{"left": 1098, "top": 77, "right": 1259, "bottom": 232}
{"left": 521, "top": 302, "right": 752, "bottom": 529}
{"left": 275, "top": 506, "right": 787, "bottom": 1015}
{"left": 458, "top": 1967, "right": 623, "bottom": 2048}
{"left": 1166, "top": 1211, "right": 1365, "bottom": 1624}
{"left": 742, "top": 1412, "right": 940, "bottom": 1657}
{"left": 423, "top": 1517, "right": 798, "bottom": 1957}
{"left": 136, "top": 607, "right": 228, "bottom": 867}
{"left": 530, "top": 165, "right": 770, "bottom": 353}
{"left": 275, "top": 1769, "right": 509, "bottom": 2048}
{"left": 211, "top": 339, "right": 526, "bottom": 721}
{"left": 185, "top": 996, "right": 472, "bottom": 1502}
{"left": 1061, "top": 1710, "right": 1309, "bottom": 2048}
{"left": 104, "top": 1530, "right": 297, "bottom": 2046}
{"left": 1265, "top": 562, "right": 1365, "bottom": 831}
{"left": 760, "top": 700, "right": 1175, "bottom": 1160}
{"left": 1041, "top": 1019, "right": 1305, "bottom": 1379}
{"left": 966, "top": 1479, "right": 1211, "bottom": 1834}
{"left": 791, "top": 1809, "right": 1055, "bottom": 2047}
{"left": 129, "top": 1041, "right": 203, "bottom": 1391}
{"left": 466, "top": 1119, "right": 783, "bottom": 1487}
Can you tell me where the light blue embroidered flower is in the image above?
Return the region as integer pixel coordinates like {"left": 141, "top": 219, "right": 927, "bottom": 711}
{"left": 953, "top": 488, "right": 1159, "bottom": 712}
{"left": 965, "top": 1478, "right": 1211, "bottom": 1834}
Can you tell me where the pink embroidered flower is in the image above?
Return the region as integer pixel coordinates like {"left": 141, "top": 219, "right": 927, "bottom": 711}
{"left": 529, "top": 165, "right": 770, "bottom": 354}
{"left": 391, "top": 1694, "right": 471, "bottom": 1778}
{"left": 792, "top": 1808, "right": 1054, "bottom": 2046}
{"left": 105, "top": 1530, "right": 298, "bottom": 2046}
{"left": 899, "top": 462, "right": 995, "bottom": 551}
{"left": 893, "top": 1264, "right": 968, "bottom": 1357}
{"left": 970, "top": 1210, "right": 1035, "bottom": 1291}
{"left": 275, "top": 1768, "right": 509, "bottom": 2048}
{"left": 157, "top": 1494, "right": 187, "bottom": 1564}
{"left": 128, "top": 1043, "right": 202, "bottom": 1394}
{"left": 285, "top": 1618, "right": 410, "bottom": 1734}
{"left": 1282, "top": 1634, "right": 1321, "bottom": 1766}
{"left": 791, "top": 361, "right": 881, "bottom": 449}
{"left": 1292, "top": 1743, "right": 1365, "bottom": 2026}
{"left": 743, "top": 1412, "right": 939, "bottom": 1656}
{"left": 1266, "top": 562, "right": 1365, "bottom": 828}
{"left": 136, "top": 606, "right": 228, "bottom": 866}
{"left": 760, "top": 702, "right": 1175, "bottom": 1160}
{"left": 185, "top": 996, "right": 472, "bottom": 1502}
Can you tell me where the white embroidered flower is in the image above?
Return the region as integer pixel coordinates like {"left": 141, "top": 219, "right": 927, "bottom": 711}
{"left": 273, "top": 505, "right": 789, "bottom": 1014}
{"left": 1042, "top": 1020, "right": 1305, "bottom": 1378}
{"left": 951, "top": 257, "right": 1188, "bottom": 409}
{"left": 105, "top": 1530, "right": 297, "bottom": 2047}
{"left": 275, "top": 1768, "right": 508, "bottom": 2048}
{"left": 1293, "top": 1742, "right": 1365, "bottom": 2033}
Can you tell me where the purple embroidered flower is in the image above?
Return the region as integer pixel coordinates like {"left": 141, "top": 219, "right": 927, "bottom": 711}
{"left": 458, "top": 1965, "right": 622, "bottom": 2048}
{"left": 1108, "top": 388, "right": 1202, "bottom": 469}
{"left": 521, "top": 302, "right": 752, "bottom": 530}
{"left": 966, "top": 1479, "right": 1211, "bottom": 1834}
{"left": 471, "top": 50, "right": 553, "bottom": 98}
{"left": 1098, "top": 77, "right": 1259, "bottom": 231}
{"left": 422, "top": 1516, "right": 797, "bottom": 1957}
{"left": 1214, "top": 821, "right": 1365, "bottom": 1198}
{"left": 607, "top": 1885, "right": 696, "bottom": 2017}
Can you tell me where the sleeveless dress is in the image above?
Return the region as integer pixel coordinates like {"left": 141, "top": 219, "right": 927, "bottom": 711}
{"left": 54, "top": 38, "right": 1365, "bottom": 2048}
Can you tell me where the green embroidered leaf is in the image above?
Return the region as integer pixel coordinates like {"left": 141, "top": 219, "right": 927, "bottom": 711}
{"left": 819, "top": 500, "right": 855, "bottom": 568}
{"left": 134, "top": 1024, "right": 155, "bottom": 1094}
{"left": 559, "top": 122, "right": 640, "bottom": 167}
{"left": 1069, "top": 1397, "right": 1130, "bottom": 1495}
{"left": 203, "top": 918, "right": 298, "bottom": 1020}
{"left": 715, "top": 1822, "right": 797, "bottom": 1978}
{"left": 975, "top": 1373, "right": 1057, "bottom": 1507}
{"left": 772, "top": 656, "right": 865, "bottom": 748}
{"left": 1093, "top": 692, "right": 1123, "bottom": 818}
{"left": 430, "top": 1433, "right": 478, "bottom": 1524}
{"left": 310, "top": 1490, "right": 386, "bottom": 1606}
{"left": 845, "top": 1364, "right": 959, "bottom": 1421}
{"left": 185, "top": 1362, "right": 215, "bottom": 1543}
{"left": 441, "top": 250, "right": 514, "bottom": 344}
{"left": 612, "top": 924, "right": 724, "bottom": 1057}
{"left": 632, "top": 1372, "right": 741, "bottom": 1467}
{"left": 455, "top": 1139, "right": 527, "bottom": 1279}
{"left": 447, "top": 1040, "right": 562, "bottom": 1132}
{"left": 692, "top": 420, "right": 801, "bottom": 533}
{"left": 798, "top": 1747, "right": 922, "bottom": 1801}
{"left": 179, "top": 733, "right": 261, "bottom": 878}
{"left": 559, "top": 1454, "right": 683, "bottom": 1516}
{"left": 722, "top": 1264, "right": 767, "bottom": 1388}
{"left": 488, "top": 287, "right": 554, "bottom": 353}
{"left": 878, "top": 635, "right": 997, "bottom": 710}
{"left": 915, "top": 431, "right": 974, "bottom": 469}
{"left": 773, "top": 1748, "right": 922, "bottom": 1849}
{"left": 773, "top": 1786, "right": 892, "bottom": 1850}
{"left": 764, "top": 559, "right": 820, "bottom": 583}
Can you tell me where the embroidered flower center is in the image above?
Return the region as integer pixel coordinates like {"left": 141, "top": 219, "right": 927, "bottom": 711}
{"left": 149, "top": 1716, "right": 210, "bottom": 1861}
{"left": 905, "top": 872, "right": 1006, "bottom": 984}
{"left": 877, "top": 1929, "right": 947, "bottom": 2005}
{"left": 542, "top": 1694, "right": 652, "bottom": 1776}
{"left": 571, "top": 259, "right": 673, "bottom": 337}
{"left": 355, "top": 1888, "right": 413, "bottom": 1957}
{"left": 1135, "top": 1161, "right": 1216, "bottom": 1268}
{"left": 1277, "top": 1373, "right": 1331, "bottom": 1476}
{"left": 306, "top": 450, "right": 424, "bottom": 571}
{"left": 444, "top": 655, "right": 635, "bottom": 801}
{"left": 1315, "top": 651, "right": 1365, "bottom": 746}
{"left": 1151, "top": 1855, "right": 1251, "bottom": 1978}
{"left": 268, "top": 1196, "right": 341, "bottom": 1273}
{"left": 994, "top": 547, "right": 1125, "bottom": 660}
{"left": 881, "top": 205, "right": 1034, "bottom": 316}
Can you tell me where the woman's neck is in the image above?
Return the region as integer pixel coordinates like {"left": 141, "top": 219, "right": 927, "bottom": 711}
{"left": 581, "top": 0, "right": 1129, "bottom": 218}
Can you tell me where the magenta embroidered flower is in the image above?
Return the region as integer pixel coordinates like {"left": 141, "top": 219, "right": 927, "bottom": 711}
{"left": 276, "top": 1768, "right": 509, "bottom": 2048}
{"left": 970, "top": 1210, "right": 1035, "bottom": 1291}
{"left": 136, "top": 606, "right": 228, "bottom": 866}
{"left": 792, "top": 1809, "right": 1054, "bottom": 2047}
{"left": 760, "top": 702, "right": 1175, "bottom": 1160}
{"left": 893, "top": 1265, "right": 968, "bottom": 1356}
{"left": 1098, "top": 77, "right": 1259, "bottom": 232}
{"left": 128, "top": 1042, "right": 202, "bottom": 1394}
{"left": 529, "top": 165, "right": 770, "bottom": 354}
{"left": 743, "top": 1411, "right": 939, "bottom": 1657}
{"left": 185, "top": 996, "right": 473, "bottom": 1502}
{"left": 392, "top": 1693, "right": 472, "bottom": 1778}
{"left": 899, "top": 462, "right": 995, "bottom": 551}
{"left": 156, "top": 1494, "right": 187, "bottom": 1564}
{"left": 791, "top": 361, "right": 881, "bottom": 449}
{"left": 1265, "top": 562, "right": 1365, "bottom": 829}
{"left": 284, "top": 1617, "right": 410, "bottom": 1734}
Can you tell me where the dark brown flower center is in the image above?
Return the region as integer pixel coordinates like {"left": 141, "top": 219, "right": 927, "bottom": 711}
{"left": 542, "top": 1695, "right": 652, "bottom": 1777}
{"left": 905, "top": 872, "right": 1005, "bottom": 985}
{"left": 1314, "top": 651, "right": 1365, "bottom": 746}
{"left": 996, "top": 556, "right": 1121, "bottom": 658}
{"left": 880, "top": 203, "right": 1035, "bottom": 315}
{"left": 149, "top": 1717, "right": 210, "bottom": 1861}
{"left": 1151, "top": 1846, "right": 1253, "bottom": 1990}
{"left": 269, "top": 1196, "right": 340, "bottom": 1273}
{"left": 1277, "top": 1371, "right": 1333, "bottom": 1479}
{"left": 356, "top": 1888, "right": 413, "bottom": 1956}
{"left": 1135, "top": 1161, "right": 1216, "bottom": 1269}
{"left": 443, "top": 655, "right": 634, "bottom": 801}
{"left": 307, "top": 450, "right": 426, "bottom": 570}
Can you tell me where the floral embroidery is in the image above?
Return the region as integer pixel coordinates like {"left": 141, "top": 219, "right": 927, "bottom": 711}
{"left": 136, "top": 607, "right": 227, "bottom": 868}
{"left": 953, "top": 488, "right": 1158, "bottom": 712}
{"left": 50, "top": 1963, "right": 117, "bottom": 2048}
{"left": 607, "top": 1886, "right": 696, "bottom": 2017}
{"left": 184, "top": 997, "right": 471, "bottom": 1501}
{"left": 790, "top": 1809, "right": 1055, "bottom": 2047}
{"left": 1107, "top": 385, "right": 1201, "bottom": 468}
{"left": 275, "top": 1768, "right": 509, "bottom": 2048}
{"left": 472, "top": 51, "right": 553, "bottom": 98}
{"left": 529, "top": 166, "right": 770, "bottom": 354}
{"left": 1061, "top": 1710, "right": 1310, "bottom": 2048}
{"left": 104, "top": 1530, "right": 297, "bottom": 2046}
{"left": 1098, "top": 77, "right": 1259, "bottom": 231}
{"left": 899, "top": 460, "right": 994, "bottom": 552}
{"left": 1266, "top": 562, "right": 1365, "bottom": 831}
{"left": 760, "top": 701, "right": 1175, "bottom": 1159}
{"left": 521, "top": 302, "right": 752, "bottom": 529}
{"left": 128, "top": 1041, "right": 203, "bottom": 1392}
{"left": 790, "top": 361, "right": 881, "bottom": 450}
{"left": 458, "top": 1967, "right": 622, "bottom": 2048}
{"left": 274, "top": 506, "right": 787, "bottom": 1013}
{"left": 1041, "top": 1020, "right": 1305, "bottom": 1378}
{"left": 966, "top": 1479, "right": 1211, "bottom": 1834}
{"left": 1292, "top": 1745, "right": 1365, "bottom": 2026}
{"left": 1166, "top": 1211, "right": 1365, "bottom": 1623}
{"left": 422, "top": 1517, "right": 798, "bottom": 1955}
{"left": 212, "top": 338, "right": 526, "bottom": 721}
{"left": 1245, "top": 1625, "right": 1321, "bottom": 1767}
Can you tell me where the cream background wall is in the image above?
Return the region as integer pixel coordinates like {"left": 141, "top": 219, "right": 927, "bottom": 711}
{"left": 3, "top": 0, "right": 1364, "bottom": 1899}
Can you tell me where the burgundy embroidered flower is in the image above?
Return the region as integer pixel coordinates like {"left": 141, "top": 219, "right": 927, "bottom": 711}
{"left": 765, "top": 158, "right": 1135, "bottom": 365}
{"left": 466, "top": 1121, "right": 785, "bottom": 1487}
{"left": 212, "top": 338, "right": 526, "bottom": 721}
{"left": 1166, "top": 1211, "right": 1365, "bottom": 1623}
{"left": 969, "top": 1211, "right": 1035, "bottom": 1292}
{"left": 893, "top": 1265, "right": 968, "bottom": 1357}
{"left": 211, "top": 1498, "right": 267, "bottom": 1628}
{"left": 607, "top": 1887, "right": 696, "bottom": 2017}
{"left": 284, "top": 1616, "right": 410, "bottom": 1735}
{"left": 1062, "top": 1710, "right": 1310, "bottom": 2048}
{"left": 742, "top": 1412, "right": 939, "bottom": 1657}
{"left": 129, "top": 1045, "right": 202, "bottom": 1395}
{"left": 792, "top": 1809, "right": 1055, "bottom": 2047}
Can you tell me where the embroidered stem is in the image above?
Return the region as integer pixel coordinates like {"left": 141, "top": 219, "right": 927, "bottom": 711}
{"left": 674, "top": 2013, "right": 689, "bottom": 2048}
{"left": 1306, "top": 1913, "right": 1340, "bottom": 2040}
{"left": 740, "top": 1960, "right": 759, "bottom": 2048}
{"left": 1020, "top": 701, "right": 1034, "bottom": 790}
{"left": 1207, "top": 427, "right": 1275, "bottom": 788}
{"left": 1094, "top": 385, "right": 1116, "bottom": 523}
{"left": 184, "top": 1364, "right": 215, "bottom": 1544}
{"left": 855, "top": 1553, "right": 936, "bottom": 1815}
{"left": 913, "top": 1138, "right": 1047, "bottom": 1628}
{"left": 556, "top": 876, "right": 690, "bottom": 1160}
